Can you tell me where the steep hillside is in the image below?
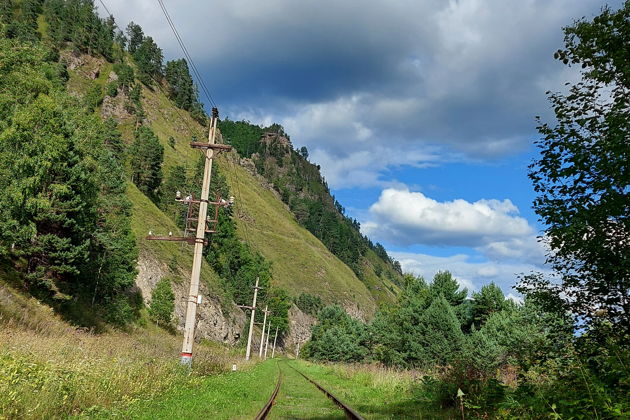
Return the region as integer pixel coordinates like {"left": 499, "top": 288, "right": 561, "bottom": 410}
{"left": 0, "top": 0, "right": 401, "bottom": 344}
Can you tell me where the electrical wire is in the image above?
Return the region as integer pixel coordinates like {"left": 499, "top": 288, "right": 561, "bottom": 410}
{"left": 156, "top": 0, "right": 218, "bottom": 108}
{"left": 97, "top": 0, "right": 113, "bottom": 19}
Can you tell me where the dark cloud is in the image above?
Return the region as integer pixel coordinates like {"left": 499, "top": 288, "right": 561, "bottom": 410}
{"left": 102, "top": 0, "right": 619, "bottom": 185}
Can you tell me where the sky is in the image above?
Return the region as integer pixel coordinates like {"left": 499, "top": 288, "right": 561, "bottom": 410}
{"left": 99, "top": 0, "right": 621, "bottom": 297}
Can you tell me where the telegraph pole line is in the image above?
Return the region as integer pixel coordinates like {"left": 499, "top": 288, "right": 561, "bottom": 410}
{"left": 242, "top": 277, "right": 260, "bottom": 361}
{"left": 259, "top": 305, "right": 269, "bottom": 358}
{"left": 147, "top": 107, "right": 233, "bottom": 366}
{"left": 271, "top": 326, "right": 279, "bottom": 358}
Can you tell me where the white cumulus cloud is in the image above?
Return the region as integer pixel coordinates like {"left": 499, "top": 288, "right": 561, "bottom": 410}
{"left": 364, "top": 187, "right": 532, "bottom": 247}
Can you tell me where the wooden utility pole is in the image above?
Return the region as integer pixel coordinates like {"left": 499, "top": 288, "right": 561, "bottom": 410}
{"left": 180, "top": 108, "right": 219, "bottom": 366}
{"left": 271, "top": 326, "right": 279, "bottom": 358}
{"left": 259, "top": 305, "right": 269, "bottom": 358}
{"left": 244, "top": 277, "right": 260, "bottom": 361}
{"left": 264, "top": 321, "right": 271, "bottom": 359}
{"left": 146, "top": 110, "right": 234, "bottom": 366}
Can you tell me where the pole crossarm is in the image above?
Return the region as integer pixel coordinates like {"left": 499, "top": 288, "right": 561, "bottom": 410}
{"left": 146, "top": 235, "right": 207, "bottom": 245}
{"left": 190, "top": 142, "right": 232, "bottom": 151}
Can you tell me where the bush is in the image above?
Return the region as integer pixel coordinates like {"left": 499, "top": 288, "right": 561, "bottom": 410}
{"left": 148, "top": 278, "right": 175, "bottom": 327}
{"left": 295, "top": 292, "right": 323, "bottom": 316}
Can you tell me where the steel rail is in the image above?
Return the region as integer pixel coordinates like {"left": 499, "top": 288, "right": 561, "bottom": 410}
{"left": 286, "top": 363, "right": 365, "bottom": 420}
{"left": 254, "top": 363, "right": 282, "bottom": 420}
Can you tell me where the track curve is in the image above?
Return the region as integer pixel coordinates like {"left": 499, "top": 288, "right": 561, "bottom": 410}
{"left": 254, "top": 362, "right": 282, "bottom": 420}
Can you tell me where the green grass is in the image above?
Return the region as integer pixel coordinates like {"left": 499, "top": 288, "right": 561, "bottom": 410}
{"left": 105, "top": 359, "right": 280, "bottom": 419}
{"left": 270, "top": 361, "right": 344, "bottom": 419}
{"left": 288, "top": 360, "right": 456, "bottom": 419}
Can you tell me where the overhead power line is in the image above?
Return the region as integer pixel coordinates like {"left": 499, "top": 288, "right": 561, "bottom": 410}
{"left": 156, "top": 0, "right": 218, "bottom": 108}
{"left": 97, "top": 0, "right": 113, "bottom": 18}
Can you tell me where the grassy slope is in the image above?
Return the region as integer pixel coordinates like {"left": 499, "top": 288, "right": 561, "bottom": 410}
{"left": 221, "top": 156, "right": 377, "bottom": 314}
{"left": 63, "top": 51, "right": 391, "bottom": 317}
{"left": 139, "top": 81, "right": 380, "bottom": 315}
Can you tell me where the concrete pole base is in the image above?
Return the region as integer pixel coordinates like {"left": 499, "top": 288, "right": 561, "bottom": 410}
{"left": 180, "top": 352, "right": 193, "bottom": 366}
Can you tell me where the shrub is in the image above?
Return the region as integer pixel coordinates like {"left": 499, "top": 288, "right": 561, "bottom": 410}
{"left": 148, "top": 278, "right": 174, "bottom": 327}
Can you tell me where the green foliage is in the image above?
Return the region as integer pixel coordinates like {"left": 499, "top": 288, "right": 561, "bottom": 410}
{"left": 164, "top": 59, "right": 206, "bottom": 124}
{"left": 165, "top": 59, "right": 194, "bottom": 109}
{"left": 430, "top": 270, "right": 467, "bottom": 306}
{"left": 125, "top": 21, "right": 143, "bottom": 53}
{"left": 406, "top": 296, "right": 465, "bottom": 368}
{"left": 44, "top": 0, "right": 114, "bottom": 59}
{"left": 526, "top": 1, "right": 630, "bottom": 336}
{"left": 102, "top": 117, "right": 125, "bottom": 161}
{"left": 471, "top": 282, "right": 505, "bottom": 328}
{"left": 129, "top": 126, "right": 163, "bottom": 203}
{"left": 83, "top": 83, "right": 103, "bottom": 111}
{"left": 304, "top": 305, "right": 368, "bottom": 363}
{"left": 112, "top": 62, "right": 134, "bottom": 92}
{"left": 148, "top": 277, "right": 175, "bottom": 326}
{"left": 0, "top": 36, "right": 138, "bottom": 325}
{"left": 1, "top": 0, "right": 42, "bottom": 42}
{"left": 133, "top": 36, "right": 162, "bottom": 86}
{"left": 266, "top": 288, "right": 291, "bottom": 337}
{"left": 218, "top": 119, "right": 264, "bottom": 158}
{"left": 295, "top": 292, "right": 323, "bottom": 316}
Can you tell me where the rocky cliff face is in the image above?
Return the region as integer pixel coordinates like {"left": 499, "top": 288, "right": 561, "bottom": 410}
{"left": 135, "top": 250, "right": 245, "bottom": 344}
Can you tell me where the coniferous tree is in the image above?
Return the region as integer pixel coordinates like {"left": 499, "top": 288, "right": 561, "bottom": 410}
{"left": 129, "top": 126, "right": 163, "bottom": 202}
{"left": 134, "top": 36, "right": 162, "bottom": 85}
{"left": 0, "top": 38, "right": 137, "bottom": 323}
{"left": 125, "top": 21, "right": 143, "bottom": 54}
{"left": 471, "top": 282, "right": 506, "bottom": 328}
{"left": 412, "top": 296, "right": 465, "bottom": 367}
{"left": 165, "top": 58, "right": 195, "bottom": 110}
{"left": 430, "top": 270, "right": 467, "bottom": 306}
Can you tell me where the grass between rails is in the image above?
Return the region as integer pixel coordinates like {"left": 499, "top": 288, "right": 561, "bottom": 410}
{"left": 271, "top": 361, "right": 344, "bottom": 420}
{"left": 103, "top": 359, "right": 279, "bottom": 419}
{"left": 289, "top": 360, "right": 456, "bottom": 419}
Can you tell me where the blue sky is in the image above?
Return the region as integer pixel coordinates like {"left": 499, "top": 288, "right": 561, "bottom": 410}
{"left": 100, "top": 0, "right": 623, "bottom": 297}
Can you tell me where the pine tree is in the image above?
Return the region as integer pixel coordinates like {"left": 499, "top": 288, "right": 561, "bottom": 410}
{"left": 125, "top": 21, "right": 143, "bottom": 54}
{"left": 129, "top": 126, "right": 163, "bottom": 202}
{"left": 471, "top": 282, "right": 506, "bottom": 328}
{"left": 430, "top": 271, "right": 467, "bottom": 306}
{"left": 134, "top": 36, "right": 162, "bottom": 85}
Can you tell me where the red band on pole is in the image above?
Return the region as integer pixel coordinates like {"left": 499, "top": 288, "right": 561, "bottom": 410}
{"left": 181, "top": 352, "right": 192, "bottom": 357}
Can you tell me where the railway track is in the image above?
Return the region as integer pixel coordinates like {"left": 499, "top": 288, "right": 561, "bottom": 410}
{"left": 254, "top": 362, "right": 282, "bottom": 420}
{"left": 254, "top": 361, "right": 364, "bottom": 420}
